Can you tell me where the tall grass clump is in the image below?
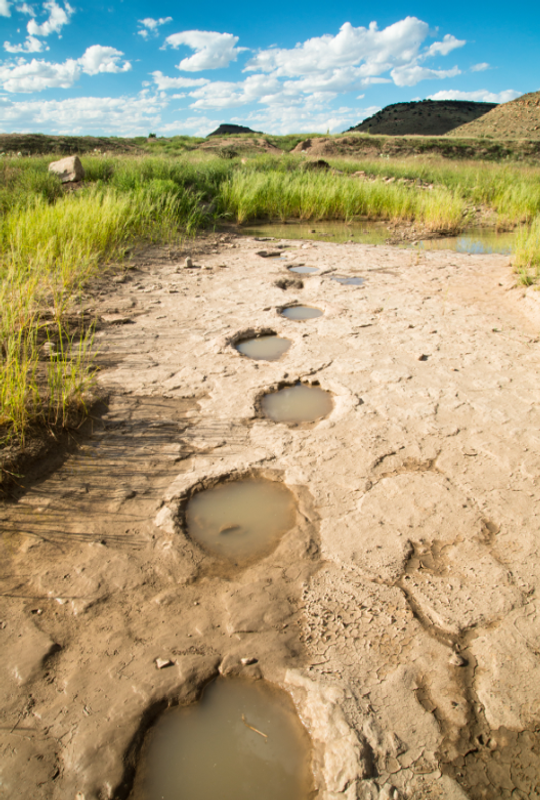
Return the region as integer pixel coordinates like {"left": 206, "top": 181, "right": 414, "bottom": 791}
{"left": 0, "top": 173, "right": 206, "bottom": 447}
{"left": 218, "top": 169, "right": 466, "bottom": 232}
{"left": 513, "top": 217, "right": 540, "bottom": 284}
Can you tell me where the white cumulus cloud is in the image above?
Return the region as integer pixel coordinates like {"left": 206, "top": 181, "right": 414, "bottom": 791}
{"left": 391, "top": 64, "right": 461, "bottom": 87}
{"left": 0, "top": 57, "right": 79, "bottom": 91}
{"left": 159, "top": 116, "right": 221, "bottom": 136}
{"left": 0, "top": 92, "right": 167, "bottom": 134}
{"left": 27, "top": 0, "right": 73, "bottom": 37}
{"left": 246, "top": 18, "right": 432, "bottom": 77}
{"left": 151, "top": 71, "right": 209, "bottom": 90}
{"left": 471, "top": 62, "right": 490, "bottom": 72}
{"left": 0, "top": 45, "right": 131, "bottom": 92}
{"left": 0, "top": 0, "right": 11, "bottom": 16}
{"left": 4, "top": 1, "right": 74, "bottom": 54}
{"left": 162, "top": 30, "right": 246, "bottom": 71}
{"left": 4, "top": 35, "right": 46, "bottom": 52}
{"left": 138, "top": 17, "right": 172, "bottom": 40}
{"left": 428, "top": 89, "right": 521, "bottom": 104}
{"left": 78, "top": 45, "right": 131, "bottom": 75}
{"left": 424, "top": 34, "right": 465, "bottom": 58}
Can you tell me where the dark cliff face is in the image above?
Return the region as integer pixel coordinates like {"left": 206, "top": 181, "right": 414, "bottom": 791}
{"left": 207, "top": 124, "right": 261, "bottom": 136}
{"left": 347, "top": 100, "right": 498, "bottom": 136}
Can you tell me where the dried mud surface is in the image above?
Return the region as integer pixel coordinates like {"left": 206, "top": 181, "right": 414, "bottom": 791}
{"left": 1, "top": 233, "right": 540, "bottom": 800}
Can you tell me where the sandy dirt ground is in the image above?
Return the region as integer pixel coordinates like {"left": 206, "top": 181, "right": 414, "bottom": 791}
{"left": 1, "top": 232, "right": 540, "bottom": 800}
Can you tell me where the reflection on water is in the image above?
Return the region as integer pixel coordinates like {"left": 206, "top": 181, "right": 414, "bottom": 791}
{"left": 243, "top": 221, "right": 389, "bottom": 245}
{"left": 240, "top": 221, "right": 517, "bottom": 254}
{"left": 262, "top": 383, "right": 333, "bottom": 424}
{"left": 416, "top": 229, "right": 516, "bottom": 255}
{"left": 235, "top": 336, "right": 291, "bottom": 361}
{"left": 185, "top": 479, "right": 296, "bottom": 559}
{"left": 280, "top": 306, "right": 323, "bottom": 320}
{"left": 132, "top": 678, "right": 313, "bottom": 800}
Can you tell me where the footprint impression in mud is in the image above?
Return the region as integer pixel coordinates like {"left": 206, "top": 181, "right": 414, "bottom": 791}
{"left": 130, "top": 677, "right": 314, "bottom": 800}
{"left": 185, "top": 478, "right": 297, "bottom": 560}
{"left": 235, "top": 335, "right": 291, "bottom": 361}
{"left": 261, "top": 382, "right": 333, "bottom": 424}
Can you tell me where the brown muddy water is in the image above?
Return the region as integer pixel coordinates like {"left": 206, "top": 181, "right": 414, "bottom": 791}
{"left": 242, "top": 221, "right": 517, "bottom": 254}
{"left": 261, "top": 383, "right": 333, "bottom": 424}
{"left": 130, "top": 678, "right": 313, "bottom": 800}
{"left": 280, "top": 306, "right": 323, "bottom": 320}
{"left": 185, "top": 479, "right": 297, "bottom": 559}
{"left": 235, "top": 335, "right": 291, "bottom": 361}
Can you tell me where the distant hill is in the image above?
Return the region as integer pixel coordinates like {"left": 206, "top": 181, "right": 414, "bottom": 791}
{"left": 207, "top": 123, "right": 260, "bottom": 137}
{"left": 446, "top": 91, "right": 540, "bottom": 140}
{"left": 346, "top": 100, "right": 497, "bottom": 136}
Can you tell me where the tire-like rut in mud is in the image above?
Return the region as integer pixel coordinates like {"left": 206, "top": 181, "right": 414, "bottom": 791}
{"left": 2, "top": 232, "right": 540, "bottom": 800}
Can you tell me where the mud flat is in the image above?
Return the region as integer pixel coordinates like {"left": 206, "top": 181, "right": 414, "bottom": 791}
{"left": 1, "top": 233, "right": 540, "bottom": 800}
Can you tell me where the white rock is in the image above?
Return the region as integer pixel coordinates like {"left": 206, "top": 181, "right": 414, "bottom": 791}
{"left": 155, "top": 657, "right": 173, "bottom": 670}
{"left": 48, "top": 155, "right": 85, "bottom": 183}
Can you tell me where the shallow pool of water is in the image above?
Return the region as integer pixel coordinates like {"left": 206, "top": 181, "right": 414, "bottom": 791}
{"left": 235, "top": 335, "right": 291, "bottom": 361}
{"left": 280, "top": 306, "right": 323, "bottom": 320}
{"left": 244, "top": 221, "right": 389, "bottom": 245}
{"left": 262, "top": 383, "right": 333, "bottom": 424}
{"left": 288, "top": 265, "right": 318, "bottom": 275}
{"left": 240, "top": 221, "right": 517, "bottom": 254}
{"left": 331, "top": 276, "right": 364, "bottom": 286}
{"left": 415, "top": 229, "right": 516, "bottom": 255}
{"left": 185, "top": 479, "right": 297, "bottom": 559}
{"left": 132, "top": 678, "right": 313, "bottom": 800}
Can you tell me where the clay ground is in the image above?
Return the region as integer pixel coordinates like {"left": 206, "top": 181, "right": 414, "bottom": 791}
{"left": 1, "top": 233, "right": 540, "bottom": 800}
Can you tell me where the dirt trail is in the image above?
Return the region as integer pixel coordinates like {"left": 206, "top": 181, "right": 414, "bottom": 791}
{"left": 1, "top": 234, "right": 540, "bottom": 800}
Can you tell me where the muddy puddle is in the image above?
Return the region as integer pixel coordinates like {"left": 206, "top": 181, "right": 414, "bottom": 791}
{"left": 288, "top": 266, "right": 318, "bottom": 275}
{"left": 241, "top": 221, "right": 517, "bottom": 254}
{"left": 261, "top": 383, "right": 333, "bottom": 424}
{"left": 235, "top": 335, "right": 291, "bottom": 361}
{"left": 130, "top": 678, "right": 313, "bottom": 800}
{"left": 185, "top": 479, "right": 297, "bottom": 559}
{"left": 243, "top": 221, "right": 390, "bottom": 245}
{"left": 280, "top": 306, "right": 323, "bottom": 320}
{"left": 331, "top": 276, "right": 364, "bottom": 286}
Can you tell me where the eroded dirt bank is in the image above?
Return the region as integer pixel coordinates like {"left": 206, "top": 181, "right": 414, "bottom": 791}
{"left": 1, "top": 234, "right": 540, "bottom": 800}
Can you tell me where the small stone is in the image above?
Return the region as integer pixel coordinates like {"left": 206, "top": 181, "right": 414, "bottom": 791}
{"left": 241, "top": 657, "right": 258, "bottom": 666}
{"left": 449, "top": 652, "right": 468, "bottom": 667}
{"left": 48, "top": 155, "right": 85, "bottom": 183}
{"left": 155, "top": 657, "right": 174, "bottom": 670}
{"left": 185, "top": 257, "right": 193, "bottom": 268}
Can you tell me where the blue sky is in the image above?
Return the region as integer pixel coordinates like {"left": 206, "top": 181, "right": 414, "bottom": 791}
{"left": 0, "top": 0, "right": 537, "bottom": 136}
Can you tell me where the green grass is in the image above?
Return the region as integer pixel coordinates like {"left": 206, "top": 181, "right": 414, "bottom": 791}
{"left": 2, "top": 148, "right": 540, "bottom": 448}
{"left": 217, "top": 167, "right": 466, "bottom": 230}
{"left": 513, "top": 217, "right": 540, "bottom": 284}
{"left": 0, "top": 163, "right": 208, "bottom": 446}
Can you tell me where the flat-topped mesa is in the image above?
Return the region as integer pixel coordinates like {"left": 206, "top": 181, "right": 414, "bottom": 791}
{"left": 207, "top": 123, "right": 262, "bottom": 137}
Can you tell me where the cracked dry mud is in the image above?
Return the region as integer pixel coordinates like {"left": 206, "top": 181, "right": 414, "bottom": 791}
{"left": 1, "top": 233, "right": 540, "bottom": 800}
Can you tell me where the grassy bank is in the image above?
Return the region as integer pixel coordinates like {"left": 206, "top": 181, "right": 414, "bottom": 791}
{"left": 1, "top": 149, "right": 540, "bottom": 448}
{"left": 218, "top": 168, "right": 466, "bottom": 230}
{"left": 0, "top": 161, "right": 208, "bottom": 446}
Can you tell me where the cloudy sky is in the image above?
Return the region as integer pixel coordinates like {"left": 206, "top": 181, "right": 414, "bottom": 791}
{"left": 0, "top": 0, "right": 537, "bottom": 136}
